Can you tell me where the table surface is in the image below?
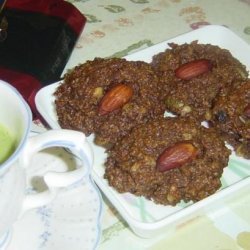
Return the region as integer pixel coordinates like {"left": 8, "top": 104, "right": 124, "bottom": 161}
{"left": 64, "top": 1, "right": 250, "bottom": 249}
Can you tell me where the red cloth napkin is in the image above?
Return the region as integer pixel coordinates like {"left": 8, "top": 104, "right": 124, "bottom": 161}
{"left": 0, "top": 0, "right": 86, "bottom": 117}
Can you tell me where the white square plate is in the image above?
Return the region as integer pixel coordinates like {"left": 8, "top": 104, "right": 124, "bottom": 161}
{"left": 35, "top": 25, "right": 250, "bottom": 238}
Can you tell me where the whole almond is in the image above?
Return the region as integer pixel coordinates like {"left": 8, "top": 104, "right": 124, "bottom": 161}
{"left": 98, "top": 84, "right": 133, "bottom": 115}
{"left": 175, "top": 59, "right": 212, "bottom": 80}
{"left": 156, "top": 142, "right": 198, "bottom": 172}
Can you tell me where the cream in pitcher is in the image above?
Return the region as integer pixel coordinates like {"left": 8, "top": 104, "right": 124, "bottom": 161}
{"left": 0, "top": 80, "right": 93, "bottom": 247}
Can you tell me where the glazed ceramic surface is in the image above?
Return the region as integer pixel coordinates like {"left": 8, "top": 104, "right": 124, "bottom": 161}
{"left": 6, "top": 145, "right": 103, "bottom": 250}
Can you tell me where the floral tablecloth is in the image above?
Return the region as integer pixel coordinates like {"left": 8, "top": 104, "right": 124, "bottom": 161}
{"left": 63, "top": 1, "right": 250, "bottom": 249}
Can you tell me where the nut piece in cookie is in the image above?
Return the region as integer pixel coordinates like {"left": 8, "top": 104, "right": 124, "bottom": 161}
{"left": 104, "top": 117, "right": 231, "bottom": 206}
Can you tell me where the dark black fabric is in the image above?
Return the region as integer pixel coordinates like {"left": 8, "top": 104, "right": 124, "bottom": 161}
{"left": 0, "top": 9, "right": 78, "bottom": 85}
{"left": 0, "top": 1, "right": 85, "bottom": 116}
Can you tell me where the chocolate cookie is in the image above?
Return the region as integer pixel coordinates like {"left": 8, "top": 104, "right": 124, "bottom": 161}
{"left": 210, "top": 80, "right": 250, "bottom": 159}
{"left": 104, "top": 117, "right": 231, "bottom": 206}
{"left": 54, "top": 58, "right": 165, "bottom": 147}
{"left": 151, "top": 41, "right": 248, "bottom": 121}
